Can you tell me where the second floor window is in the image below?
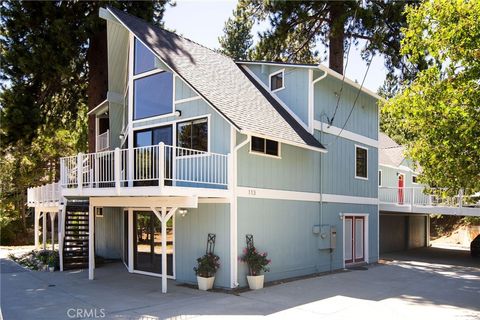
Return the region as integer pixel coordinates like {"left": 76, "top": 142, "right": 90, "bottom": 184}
{"left": 133, "top": 71, "right": 173, "bottom": 120}
{"left": 177, "top": 118, "right": 208, "bottom": 152}
{"left": 134, "top": 38, "right": 161, "bottom": 75}
{"left": 355, "top": 146, "right": 368, "bottom": 179}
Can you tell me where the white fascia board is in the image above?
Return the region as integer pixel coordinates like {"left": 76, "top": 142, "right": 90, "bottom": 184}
{"left": 314, "top": 121, "right": 378, "bottom": 148}
{"left": 87, "top": 99, "right": 108, "bottom": 116}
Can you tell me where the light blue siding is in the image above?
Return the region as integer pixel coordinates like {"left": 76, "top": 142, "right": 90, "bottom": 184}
{"left": 245, "top": 65, "right": 309, "bottom": 124}
{"left": 175, "top": 76, "right": 198, "bottom": 100}
{"left": 109, "top": 102, "right": 123, "bottom": 149}
{"left": 236, "top": 198, "right": 378, "bottom": 286}
{"left": 175, "top": 203, "right": 230, "bottom": 288}
{"left": 317, "top": 131, "right": 378, "bottom": 198}
{"left": 313, "top": 73, "right": 379, "bottom": 140}
{"left": 237, "top": 136, "right": 321, "bottom": 193}
{"left": 95, "top": 207, "right": 123, "bottom": 259}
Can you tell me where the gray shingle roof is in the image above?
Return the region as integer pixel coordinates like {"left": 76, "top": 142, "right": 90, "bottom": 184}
{"left": 107, "top": 7, "right": 325, "bottom": 151}
{"left": 379, "top": 132, "right": 405, "bottom": 167}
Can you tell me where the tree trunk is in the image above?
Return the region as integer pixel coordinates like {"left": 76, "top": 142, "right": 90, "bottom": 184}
{"left": 328, "top": 2, "right": 345, "bottom": 75}
{"left": 86, "top": 24, "right": 108, "bottom": 153}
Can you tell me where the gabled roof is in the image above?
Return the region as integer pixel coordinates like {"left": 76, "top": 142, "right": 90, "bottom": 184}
{"left": 379, "top": 132, "right": 406, "bottom": 167}
{"left": 106, "top": 7, "right": 325, "bottom": 152}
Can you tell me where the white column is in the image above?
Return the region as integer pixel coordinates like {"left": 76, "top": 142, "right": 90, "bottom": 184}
{"left": 42, "top": 212, "right": 47, "bottom": 250}
{"left": 161, "top": 207, "right": 167, "bottom": 294}
{"left": 88, "top": 205, "right": 95, "bottom": 280}
{"left": 128, "top": 209, "right": 134, "bottom": 273}
{"left": 34, "top": 208, "right": 39, "bottom": 250}
{"left": 50, "top": 212, "right": 56, "bottom": 250}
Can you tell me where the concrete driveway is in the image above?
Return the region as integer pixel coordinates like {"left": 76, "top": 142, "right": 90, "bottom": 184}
{"left": 1, "top": 247, "right": 479, "bottom": 320}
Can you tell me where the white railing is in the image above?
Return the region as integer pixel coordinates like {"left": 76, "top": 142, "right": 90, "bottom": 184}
{"left": 59, "top": 143, "right": 230, "bottom": 190}
{"left": 96, "top": 130, "right": 110, "bottom": 152}
{"left": 27, "top": 182, "right": 61, "bottom": 205}
{"left": 378, "top": 186, "right": 475, "bottom": 208}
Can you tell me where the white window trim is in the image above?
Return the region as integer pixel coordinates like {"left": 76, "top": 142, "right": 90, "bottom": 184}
{"left": 354, "top": 144, "right": 369, "bottom": 180}
{"left": 269, "top": 69, "right": 285, "bottom": 93}
{"left": 249, "top": 136, "right": 282, "bottom": 159}
{"left": 133, "top": 114, "right": 211, "bottom": 154}
{"left": 378, "top": 169, "right": 382, "bottom": 187}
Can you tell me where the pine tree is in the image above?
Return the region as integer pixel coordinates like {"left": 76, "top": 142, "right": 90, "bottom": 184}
{"left": 218, "top": 0, "right": 254, "bottom": 60}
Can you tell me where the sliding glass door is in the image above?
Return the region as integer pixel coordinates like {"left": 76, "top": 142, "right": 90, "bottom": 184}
{"left": 133, "top": 211, "right": 173, "bottom": 276}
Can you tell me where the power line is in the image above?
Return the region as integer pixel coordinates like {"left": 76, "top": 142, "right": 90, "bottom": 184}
{"left": 329, "top": 8, "right": 358, "bottom": 126}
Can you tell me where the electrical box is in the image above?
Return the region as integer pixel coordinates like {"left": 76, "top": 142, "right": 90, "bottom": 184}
{"left": 317, "top": 225, "right": 337, "bottom": 250}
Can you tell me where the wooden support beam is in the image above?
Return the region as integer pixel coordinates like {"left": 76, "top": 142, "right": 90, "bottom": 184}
{"left": 50, "top": 212, "right": 56, "bottom": 251}
{"left": 90, "top": 196, "right": 197, "bottom": 208}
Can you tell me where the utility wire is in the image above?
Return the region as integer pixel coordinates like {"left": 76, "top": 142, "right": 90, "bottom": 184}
{"left": 329, "top": 7, "right": 358, "bottom": 126}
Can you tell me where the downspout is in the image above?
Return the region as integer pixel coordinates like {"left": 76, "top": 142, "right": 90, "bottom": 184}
{"left": 310, "top": 69, "right": 327, "bottom": 227}
{"left": 230, "top": 133, "right": 250, "bottom": 288}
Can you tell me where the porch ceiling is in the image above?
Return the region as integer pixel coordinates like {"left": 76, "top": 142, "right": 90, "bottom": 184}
{"left": 89, "top": 195, "right": 198, "bottom": 208}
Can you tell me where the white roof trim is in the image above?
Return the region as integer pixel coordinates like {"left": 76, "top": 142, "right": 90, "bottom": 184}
{"left": 87, "top": 99, "right": 108, "bottom": 116}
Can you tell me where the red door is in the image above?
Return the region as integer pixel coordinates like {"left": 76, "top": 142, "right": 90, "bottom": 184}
{"left": 398, "top": 175, "right": 404, "bottom": 204}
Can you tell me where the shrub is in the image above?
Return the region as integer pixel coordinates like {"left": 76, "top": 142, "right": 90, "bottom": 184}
{"left": 239, "top": 246, "right": 271, "bottom": 276}
{"left": 193, "top": 253, "right": 220, "bottom": 278}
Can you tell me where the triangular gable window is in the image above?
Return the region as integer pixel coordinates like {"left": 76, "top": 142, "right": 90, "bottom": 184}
{"left": 134, "top": 38, "right": 162, "bottom": 75}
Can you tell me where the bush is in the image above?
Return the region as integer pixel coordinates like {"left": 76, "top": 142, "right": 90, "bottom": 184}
{"left": 193, "top": 253, "right": 220, "bottom": 278}
{"left": 239, "top": 246, "right": 271, "bottom": 276}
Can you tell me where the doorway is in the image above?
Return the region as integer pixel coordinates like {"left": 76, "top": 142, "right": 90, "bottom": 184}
{"left": 398, "top": 174, "right": 405, "bottom": 204}
{"left": 344, "top": 215, "right": 367, "bottom": 265}
{"left": 133, "top": 211, "right": 174, "bottom": 277}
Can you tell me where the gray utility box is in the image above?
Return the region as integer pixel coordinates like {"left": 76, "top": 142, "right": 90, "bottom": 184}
{"left": 314, "top": 224, "right": 337, "bottom": 250}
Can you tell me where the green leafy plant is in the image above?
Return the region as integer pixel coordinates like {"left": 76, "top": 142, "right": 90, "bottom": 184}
{"left": 193, "top": 253, "right": 220, "bottom": 278}
{"left": 240, "top": 246, "right": 271, "bottom": 276}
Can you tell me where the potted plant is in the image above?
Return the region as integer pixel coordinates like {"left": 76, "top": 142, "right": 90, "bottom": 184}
{"left": 47, "top": 254, "right": 56, "bottom": 272}
{"left": 193, "top": 252, "right": 220, "bottom": 291}
{"left": 240, "top": 246, "right": 271, "bottom": 290}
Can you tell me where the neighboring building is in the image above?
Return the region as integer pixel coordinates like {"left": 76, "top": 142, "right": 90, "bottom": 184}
{"left": 27, "top": 7, "right": 383, "bottom": 292}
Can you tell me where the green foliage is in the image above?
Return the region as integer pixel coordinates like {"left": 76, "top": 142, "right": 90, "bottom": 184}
{"left": 381, "top": 0, "right": 480, "bottom": 194}
{"left": 239, "top": 246, "right": 271, "bottom": 276}
{"left": 0, "top": 1, "right": 169, "bottom": 242}
{"left": 221, "top": 0, "right": 416, "bottom": 81}
{"left": 193, "top": 253, "right": 220, "bottom": 278}
{"left": 218, "top": 0, "right": 254, "bottom": 60}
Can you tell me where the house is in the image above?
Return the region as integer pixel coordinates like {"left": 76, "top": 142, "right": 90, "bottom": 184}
{"left": 377, "top": 132, "right": 479, "bottom": 253}
{"left": 27, "top": 7, "right": 382, "bottom": 292}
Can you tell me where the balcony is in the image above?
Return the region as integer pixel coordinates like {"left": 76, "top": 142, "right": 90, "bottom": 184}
{"left": 27, "top": 182, "right": 61, "bottom": 207}
{"left": 96, "top": 129, "right": 110, "bottom": 152}
{"left": 59, "top": 143, "right": 231, "bottom": 198}
{"left": 379, "top": 186, "right": 480, "bottom": 216}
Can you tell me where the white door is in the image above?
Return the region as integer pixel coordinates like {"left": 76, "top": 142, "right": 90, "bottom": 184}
{"left": 345, "top": 216, "right": 365, "bottom": 264}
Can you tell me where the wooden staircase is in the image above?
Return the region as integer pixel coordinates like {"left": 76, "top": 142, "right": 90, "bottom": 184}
{"left": 63, "top": 205, "right": 89, "bottom": 270}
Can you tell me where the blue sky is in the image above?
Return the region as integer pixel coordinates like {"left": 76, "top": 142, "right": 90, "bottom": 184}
{"left": 163, "top": 0, "right": 387, "bottom": 93}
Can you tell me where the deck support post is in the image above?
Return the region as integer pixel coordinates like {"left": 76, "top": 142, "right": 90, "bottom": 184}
{"left": 50, "top": 212, "right": 56, "bottom": 251}
{"left": 59, "top": 206, "right": 64, "bottom": 271}
{"left": 128, "top": 209, "right": 133, "bottom": 273}
{"left": 88, "top": 204, "right": 95, "bottom": 280}
{"left": 151, "top": 206, "right": 177, "bottom": 294}
{"left": 42, "top": 212, "right": 47, "bottom": 250}
{"left": 34, "top": 208, "right": 40, "bottom": 250}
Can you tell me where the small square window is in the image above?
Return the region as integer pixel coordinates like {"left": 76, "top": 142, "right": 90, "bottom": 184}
{"left": 355, "top": 146, "right": 368, "bottom": 179}
{"left": 412, "top": 175, "right": 418, "bottom": 184}
{"left": 270, "top": 70, "right": 284, "bottom": 92}
{"left": 251, "top": 136, "right": 280, "bottom": 157}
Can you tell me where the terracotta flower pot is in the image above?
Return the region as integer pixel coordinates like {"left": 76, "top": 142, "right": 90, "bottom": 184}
{"left": 247, "top": 275, "right": 264, "bottom": 290}
{"left": 197, "top": 276, "right": 215, "bottom": 291}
